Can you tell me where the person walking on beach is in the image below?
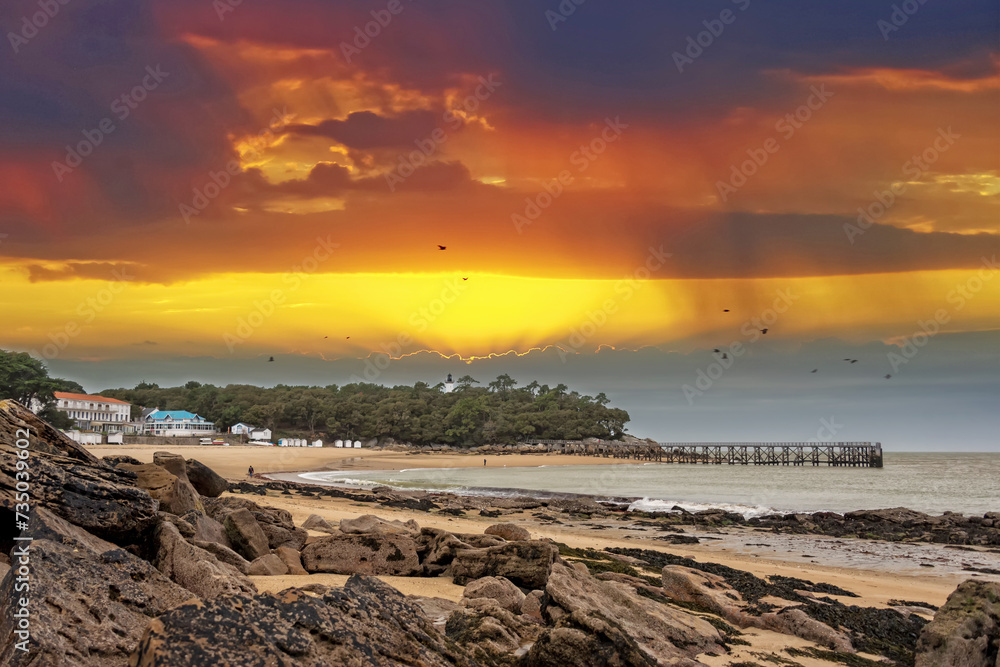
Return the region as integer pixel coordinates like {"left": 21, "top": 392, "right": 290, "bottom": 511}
{"left": 483, "top": 458, "right": 486, "bottom": 467}
{"left": 248, "top": 465, "right": 254, "bottom": 478}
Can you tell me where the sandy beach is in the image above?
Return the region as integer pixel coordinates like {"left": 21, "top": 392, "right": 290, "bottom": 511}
{"left": 87, "top": 444, "right": 618, "bottom": 479}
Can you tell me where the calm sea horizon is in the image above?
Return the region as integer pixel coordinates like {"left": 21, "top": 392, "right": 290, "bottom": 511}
{"left": 284, "top": 452, "right": 1000, "bottom": 517}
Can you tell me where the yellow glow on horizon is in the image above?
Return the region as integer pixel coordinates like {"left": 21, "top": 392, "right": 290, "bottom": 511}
{"left": 1, "top": 265, "right": 997, "bottom": 361}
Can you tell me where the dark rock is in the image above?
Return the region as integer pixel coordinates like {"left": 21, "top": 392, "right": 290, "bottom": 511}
{"left": 102, "top": 454, "right": 143, "bottom": 466}
{"left": 446, "top": 605, "right": 544, "bottom": 664}
{"left": 274, "top": 545, "right": 307, "bottom": 575}
{"left": 204, "top": 496, "right": 306, "bottom": 549}
{"left": 530, "top": 561, "right": 726, "bottom": 666}
{"left": 190, "top": 540, "right": 251, "bottom": 574}
{"left": 485, "top": 522, "right": 531, "bottom": 541}
{"left": 152, "top": 521, "right": 256, "bottom": 598}
{"left": 416, "top": 527, "right": 474, "bottom": 575}
{"left": 0, "top": 401, "right": 159, "bottom": 546}
{"left": 0, "top": 537, "right": 191, "bottom": 666}
{"left": 117, "top": 462, "right": 202, "bottom": 516}
{"left": 452, "top": 540, "right": 558, "bottom": 589}
{"left": 340, "top": 513, "right": 420, "bottom": 535}
{"left": 247, "top": 553, "right": 289, "bottom": 576}
{"left": 301, "top": 513, "right": 336, "bottom": 533}
{"left": 182, "top": 510, "right": 232, "bottom": 549}
{"left": 301, "top": 532, "right": 421, "bottom": 575}
{"left": 131, "top": 575, "right": 483, "bottom": 666}
{"left": 462, "top": 576, "right": 526, "bottom": 613}
{"left": 223, "top": 508, "right": 270, "bottom": 561}
{"left": 915, "top": 579, "right": 1000, "bottom": 667}
{"left": 184, "top": 458, "right": 229, "bottom": 497}
{"left": 157, "top": 512, "right": 195, "bottom": 538}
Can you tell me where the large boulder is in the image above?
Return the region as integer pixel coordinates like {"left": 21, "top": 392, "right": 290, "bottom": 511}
{"left": 151, "top": 521, "right": 256, "bottom": 599}
{"left": 0, "top": 401, "right": 159, "bottom": 545}
{"left": 417, "top": 527, "right": 475, "bottom": 575}
{"left": 117, "top": 462, "right": 202, "bottom": 516}
{"left": 248, "top": 553, "right": 289, "bottom": 576}
{"left": 152, "top": 451, "right": 189, "bottom": 481}
{"left": 485, "top": 523, "right": 530, "bottom": 541}
{"left": 529, "top": 561, "right": 726, "bottom": 666}
{"left": 183, "top": 511, "right": 232, "bottom": 549}
{"left": 185, "top": 458, "right": 229, "bottom": 497}
{"left": 462, "top": 576, "right": 526, "bottom": 613}
{"left": 204, "top": 496, "right": 307, "bottom": 550}
{"left": 915, "top": 579, "right": 1000, "bottom": 667}
{"left": 661, "top": 565, "right": 854, "bottom": 652}
{"left": 131, "top": 576, "right": 483, "bottom": 666}
{"left": 190, "top": 540, "right": 251, "bottom": 574}
{"left": 340, "top": 513, "right": 420, "bottom": 535}
{"left": 452, "top": 540, "right": 558, "bottom": 589}
{"left": 301, "top": 532, "right": 420, "bottom": 576}
{"left": 275, "top": 545, "right": 308, "bottom": 575}
{"left": 446, "top": 605, "right": 544, "bottom": 664}
{"left": 0, "top": 537, "right": 191, "bottom": 666}
{"left": 223, "top": 508, "right": 271, "bottom": 561}
{"left": 301, "top": 513, "right": 336, "bottom": 533}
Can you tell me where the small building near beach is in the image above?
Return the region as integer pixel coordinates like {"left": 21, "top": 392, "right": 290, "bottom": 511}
{"left": 143, "top": 409, "right": 217, "bottom": 436}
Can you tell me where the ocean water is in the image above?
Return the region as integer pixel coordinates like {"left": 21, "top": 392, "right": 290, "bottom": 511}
{"left": 294, "top": 452, "right": 1000, "bottom": 517}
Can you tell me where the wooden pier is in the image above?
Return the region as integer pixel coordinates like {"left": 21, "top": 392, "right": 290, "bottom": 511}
{"left": 524, "top": 440, "right": 884, "bottom": 468}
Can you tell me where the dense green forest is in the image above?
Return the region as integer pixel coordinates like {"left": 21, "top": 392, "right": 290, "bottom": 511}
{"left": 100, "top": 374, "right": 630, "bottom": 447}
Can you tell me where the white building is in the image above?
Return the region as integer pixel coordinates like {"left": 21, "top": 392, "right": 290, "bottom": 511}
{"left": 229, "top": 422, "right": 255, "bottom": 435}
{"left": 250, "top": 428, "right": 272, "bottom": 441}
{"left": 48, "top": 392, "right": 133, "bottom": 433}
{"left": 444, "top": 373, "right": 455, "bottom": 393}
{"left": 143, "top": 410, "right": 217, "bottom": 437}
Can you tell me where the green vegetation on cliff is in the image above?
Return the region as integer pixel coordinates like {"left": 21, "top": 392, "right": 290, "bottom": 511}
{"left": 100, "top": 374, "right": 630, "bottom": 446}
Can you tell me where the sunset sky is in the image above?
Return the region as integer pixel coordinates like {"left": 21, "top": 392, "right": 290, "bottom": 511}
{"left": 1, "top": 0, "right": 997, "bottom": 449}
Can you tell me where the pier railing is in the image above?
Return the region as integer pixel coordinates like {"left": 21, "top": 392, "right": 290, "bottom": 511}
{"left": 523, "top": 440, "right": 884, "bottom": 468}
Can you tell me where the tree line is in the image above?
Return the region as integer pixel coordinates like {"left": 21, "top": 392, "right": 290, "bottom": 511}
{"left": 0, "top": 351, "right": 630, "bottom": 446}
{"left": 101, "top": 374, "right": 630, "bottom": 447}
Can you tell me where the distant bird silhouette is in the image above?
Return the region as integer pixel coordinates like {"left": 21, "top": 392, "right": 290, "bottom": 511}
{"left": 437, "top": 245, "right": 447, "bottom": 250}
{"left": 346, "top": 336, "right": 350, "bottom": 340}
{"left": 760, "top": 328, "right": 768, "bottom": 334}
{"left": 462, "top": 277, "right": 468, "bottom": 281}
{"left": 324, "top": 336, "right": 328, "bottom": 339}
{"left": 850, "top": 359, "right": 858, "bottom": 363}
{"left": 268, "top": 356, "right": 274, "bottom": 362}
{"left": 843, "top": 358, "right": 851, "bottom": 361}
{"left": 811, "top": 369, "right": 818, "bottom": 373}
{"left": 884, "top": 374, "right": 892, "bottom": 379}
{"left": 713, "top": 348, "right": 721, "bottom": 353}
{"left": 723, "top": 309, "right": 730, "bottom": 312}
{"left": 721, "top": 353, "right": 728, "bottom": 360}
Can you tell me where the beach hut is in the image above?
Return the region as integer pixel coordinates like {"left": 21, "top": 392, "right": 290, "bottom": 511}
{"left": 335, "top": 439, "right": 343, "bottom": 448}
{"left": 312, "top": 440, "right": 323, "bottom": 447}
{"left": 353, "top": 440, "right": 362, "bottom": 448}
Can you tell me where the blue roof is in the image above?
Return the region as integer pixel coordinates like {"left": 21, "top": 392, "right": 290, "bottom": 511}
{"left": 146, "top": 410, "right": 203, "bottom": 421}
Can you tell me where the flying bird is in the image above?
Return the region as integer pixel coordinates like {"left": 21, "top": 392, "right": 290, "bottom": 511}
{"left": 346, "top": 336, "right": 351, "bottom": 340}
{"left": 713, "top": 348, "right": 721, "bottom": 353}
{"left": 811, "top": 369, "right": 818, "bottom": 373}
{"left": 268, "top": 356, "right": 274, "bottom": 362}
{"left": 723, "top": 309, "right": 730, "bottom": 312}
{"left": 885, "top": 374, "right": 892, "bottom": 379}
{"left": 437, "top": 245, "right": 447, "bottom": 250}
{"left": 721, "top": 353, "right": 728, "bottom": 360}
{"left": 851, "top": 359, "right": 858, "bottom": 363}
{"left": 462, "top": 277, "right": 468, "bottom": 281}
{"left": 760, "top": 328, "right": 768, "bottom": 334}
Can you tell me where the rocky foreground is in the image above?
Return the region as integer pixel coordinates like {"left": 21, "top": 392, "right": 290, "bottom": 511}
{"left": 2, "top": 400, "right": 999, "bottom": 666}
